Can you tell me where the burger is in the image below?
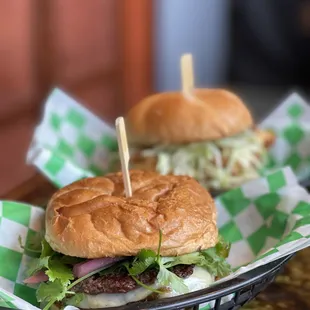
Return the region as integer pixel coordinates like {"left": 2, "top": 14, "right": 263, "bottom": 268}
{"left": 23, "top": 170, "right": 231, "bottom": 309}
{"left": 123, "top": 89, "right": 275, "bottom": 191}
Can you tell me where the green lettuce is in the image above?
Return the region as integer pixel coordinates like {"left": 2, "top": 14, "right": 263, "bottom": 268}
{"left": 21, "top": 233, "right": 231, "bottom": 309}
{"left": 128, "top": 233, "right": 231, "bottom": 293}
{"left": 20, "top": 236, "right": 84, "bottom": 310}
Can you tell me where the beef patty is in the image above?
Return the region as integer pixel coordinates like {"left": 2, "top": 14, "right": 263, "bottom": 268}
{"left": 73, "top": 265, "right": 194, "bottom": 295}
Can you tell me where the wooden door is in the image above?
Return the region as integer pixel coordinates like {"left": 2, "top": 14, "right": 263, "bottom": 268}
{"left": 0, "top": 0, "right": 153, "bottom": 194}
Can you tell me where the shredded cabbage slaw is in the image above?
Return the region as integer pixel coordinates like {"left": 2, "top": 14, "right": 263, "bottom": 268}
{"left": 140, "top": 130, "right": 268, "bottom": 190}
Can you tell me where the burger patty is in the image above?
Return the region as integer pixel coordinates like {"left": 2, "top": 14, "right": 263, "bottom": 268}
{"left": 73, "top": 265, "right": 194, "bottom": 295}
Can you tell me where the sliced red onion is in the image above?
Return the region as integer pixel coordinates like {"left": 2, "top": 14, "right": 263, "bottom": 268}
{"left": 73, "top": 257, "right": 125, "bottom": 278}
{"left": 24, "top": 270, "right": 48, "bottom": 284}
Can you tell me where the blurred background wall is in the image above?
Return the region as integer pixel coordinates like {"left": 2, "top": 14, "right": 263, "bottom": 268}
{"left": 154, "top": 0, "right": 231, "bottom": 91}
{"left": 1, "top": 0, "right": 310, "bottom": 195}
{"left": 155, "top": 0, "right": 310, "bottom": 120}
{"left": 0, "top": 0, "right": 152, "bottom": 194}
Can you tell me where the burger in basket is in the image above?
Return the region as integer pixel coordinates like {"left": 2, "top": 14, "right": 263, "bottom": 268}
{"left": 125, "top": 89, "right": 275, "bottom": 191}
{"left": 23, "top": 170, "right": 231, "bottom": 309}
{"left": 121, "top": 54, "right": 275, "bottom": 192}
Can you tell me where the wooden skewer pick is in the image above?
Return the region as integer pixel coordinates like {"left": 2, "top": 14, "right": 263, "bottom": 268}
{"left": 115, "top": 117, "right": 132, "bottom": 197}
{"left": 181, "top": 53, "right": 194, "bottom": 95}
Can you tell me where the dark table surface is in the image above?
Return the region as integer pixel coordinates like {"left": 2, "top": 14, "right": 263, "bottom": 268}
{"left": 3, "top": 174, "right": 310, "bottom": 310}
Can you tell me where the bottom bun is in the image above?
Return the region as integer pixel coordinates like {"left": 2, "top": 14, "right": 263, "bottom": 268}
{"left": 77, "top": 267, "right": 214, "bottom": 308}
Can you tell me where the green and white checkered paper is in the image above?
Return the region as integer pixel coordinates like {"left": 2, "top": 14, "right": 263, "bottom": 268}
{"left": 1, "top": 167, "right": 310, "bottom": 309}
{"left": 260, "top": 93, "right": 310, "bottom": 181}
{"left": 27, "top": 88, "right": 117, "bottom": 187}
{"left": 27, "top": 89, "right": 310, "bottom": 187}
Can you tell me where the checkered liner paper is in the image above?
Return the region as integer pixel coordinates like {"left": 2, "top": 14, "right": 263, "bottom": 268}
{"left": 26, "top": 88, "right": 310, "bottom": 187}
{"left": 27, "top": 89, "right": 118, "bottom": 188}
{"left": 1, "top": 167, "right": 310, "bottom": 310}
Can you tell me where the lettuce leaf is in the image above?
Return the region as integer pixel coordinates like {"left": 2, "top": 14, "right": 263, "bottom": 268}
{"left": 26, "top": 239, "right": 53, "bottom": 276}
{"left": 200, "top": 248, "right": 231, "bottom": 277}
{"left": 65, "top": 293, "right": 84, "bottom": 307}
{"left": 18, "top": 234, "right": 42, "bottom": 257}
{"left": 157, "top": 263, "right": 189, "bottom": 293}
{"left": 36, "top": 280, "right": 66, "bottom": 303}
{"left": 216, "top": 234, "right": 231, "bottom": 258}
{"left": 129, "top": 256, "right": 156, "bottom": 276}
{"left": 23, "top": 237, "right": 77, "bottom": 310}
{"left": 126, "top": 233, "right": 231, "bottom": 293}
{"left": 24, "top": 233, "right": 231, "bottom": 309}
{"left": 36, "top": 261, "right": 110, "bottom": 310}
{"left": 45, "top": 259, "right": 74, "bottom": 286}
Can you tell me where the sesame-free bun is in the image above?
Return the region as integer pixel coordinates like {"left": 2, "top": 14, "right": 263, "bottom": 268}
{"left": 45, "top": 170, "right": 217, "bottom": 258}
{"left": 126, "top": 88, "right": 253, "bottom": 146}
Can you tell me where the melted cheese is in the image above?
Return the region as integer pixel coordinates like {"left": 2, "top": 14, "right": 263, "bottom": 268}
{"left": 78, "top": 267, "right": 214, "bottom": 309}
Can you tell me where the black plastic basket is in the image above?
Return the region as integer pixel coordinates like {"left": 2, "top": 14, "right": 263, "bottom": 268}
{"left": 109, "top": 180, "right": 306, "bottom": 310}
{"left": 5, "top": 179, "right": 307, "bottom": 310}
{"left": 99, "top": 254, "right": 293, "bottom": 310}
{"left": 0, "top": 252, "right": 293, "bottom": 310}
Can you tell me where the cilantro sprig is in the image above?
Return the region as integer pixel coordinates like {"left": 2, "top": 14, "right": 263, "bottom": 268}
{"left": 123, "top": 231, "right": 189, "bottom": 294}
{"left": 18, "top": 234, "right": 43, "bottom": 256}
{"left": 126, "top": 232, "right": 231, "bottom": 293}
{"left": 38, "top": 266, "right": 108, "bottom": 310}
{"left": 20, "top": 237, "right": 84, "bottom": 310}
{"left": 22, "top": 232, "right": 231, "bottom": 309}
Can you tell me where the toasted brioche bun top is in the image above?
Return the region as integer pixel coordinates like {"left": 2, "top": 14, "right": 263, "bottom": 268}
{"left": 126, "top": 88, "right": 253, "bottom": 146}
{"left": 45, "top": 170, "right": 217, "bottom": 258}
